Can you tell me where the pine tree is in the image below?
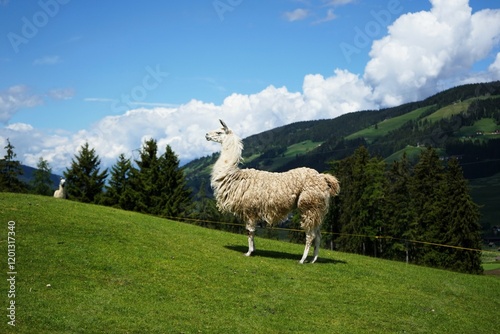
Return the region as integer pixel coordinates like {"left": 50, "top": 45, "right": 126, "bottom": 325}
{"left": 133, "top": 138, "right": 160, "bottom": 213}
{"left": 157, "top": 145, "right": 191, "bottom": 218}
{"left": 0, "top": 138, "right": 26, "bottom": 192}
{"left": 334, "top": 146, "right": 387, "bottom": 256}
{"left": 442, "top": 158, "right": 483, "bottom": 274}
{"left": 32, "top": 157, "right": 53, "bottom": 196}
{"left": 410, "top": 147, "right": 447, "bottom": 267}
{"left": 103, "top": 154, "right": 135, "bottom": 210}
{"left": 384, "top": 153, "right": 416, "bottom": 262}
{"left": 64, "top": 142, "right": 108, "bottom": 203}
{"left": 132, "top": 140, "right": 192, "bottom": 217}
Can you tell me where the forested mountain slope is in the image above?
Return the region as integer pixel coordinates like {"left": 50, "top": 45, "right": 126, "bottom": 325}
{"left": 185, "top": 81, "right": 500, "bottom": 182}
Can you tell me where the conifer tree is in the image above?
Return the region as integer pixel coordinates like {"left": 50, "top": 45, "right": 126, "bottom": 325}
{"left": 0, "top": 138, "right": 26, "bottom": 192}
{"left": 442, "top": 158, "right": 483, "bottom": 274}
{"left": 133, "top": 138, "right": 160, "bottom": 213}
{"left": 103, "top": 154, "right": 135, "bottom": 210}
{"left": 384, "top": 153, "right": 416, "bottom": 262}
{"left": 157, "top": 144, "right": 191, "bottom": 218}
{"left": 410, "top": 147, "right": 446, "bottom": 267}
{"left": 64, "top": 142, "right": 108, "bottom": 203}
{"left": 334, "top": 146, "right": 387, "bottom": 256}
{"left": 32, "top": 157, "right": 53, "bottom": 196}
{"left": 132, "top": 139, "right": 191, "bottom": 217}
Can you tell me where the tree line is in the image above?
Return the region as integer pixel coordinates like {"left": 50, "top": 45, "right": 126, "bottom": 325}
{"left": 1, "top": 139, "right": 483, "bottom": 274}
{"left": 0, "top": 138, "right": 192, "bottom": 218}
{"left": 322, "top": 146, "right": 483, "bottom": 274}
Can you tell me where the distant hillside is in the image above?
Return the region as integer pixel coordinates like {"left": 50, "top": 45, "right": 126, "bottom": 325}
{"left": 19, "top": 164, "right": 62, "bottom": 190}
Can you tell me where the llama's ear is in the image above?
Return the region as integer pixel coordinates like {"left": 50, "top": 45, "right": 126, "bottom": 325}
{"left": 219, "top": 119, "right": 229, "bottom": 132}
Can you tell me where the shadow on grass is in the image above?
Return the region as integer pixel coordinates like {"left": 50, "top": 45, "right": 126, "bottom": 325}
{"left": 224, "top": 245, "right": 347, "bottom": 265}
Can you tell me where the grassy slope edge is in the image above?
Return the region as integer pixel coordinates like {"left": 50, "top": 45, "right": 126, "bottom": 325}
{"left": 1, "top": 193, "right": 499, "bottom": 333}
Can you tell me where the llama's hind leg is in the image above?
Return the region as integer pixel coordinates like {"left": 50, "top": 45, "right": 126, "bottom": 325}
{"left": 311, "top": 227, "right": 321, "bottom": 263}
{"left": 245, "top": 222, "right": 256, "bottom": 257}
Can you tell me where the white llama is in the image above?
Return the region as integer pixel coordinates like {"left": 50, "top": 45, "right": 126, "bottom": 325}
{"left": 206, "top": 120, "right": 340, "bottom": 263}
{"left": 53, "top": 178, "right": 67, "bottom": 199}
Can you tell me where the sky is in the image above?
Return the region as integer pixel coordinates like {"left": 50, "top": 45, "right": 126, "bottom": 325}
{"left": 1, "top": 0, "right": 500, "bottom": 174}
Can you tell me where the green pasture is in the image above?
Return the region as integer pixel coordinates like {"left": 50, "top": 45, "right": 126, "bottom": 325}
{"left": 1, "top": 193, "right": 499, "bottom": 333}
{"left": 346, "top": 105, "right": 435, "bottom": 143}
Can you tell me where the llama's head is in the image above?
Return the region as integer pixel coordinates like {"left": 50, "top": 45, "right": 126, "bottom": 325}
{"left": 205, "top": 119, "right": 232, "bottom": 144}
{"left": 60, "top": 178, "right": 66, "bottom": 188}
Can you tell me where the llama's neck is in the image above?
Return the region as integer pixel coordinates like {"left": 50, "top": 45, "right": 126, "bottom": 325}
{"left": 211, "top": 133, "right": 243, "bottom": 185}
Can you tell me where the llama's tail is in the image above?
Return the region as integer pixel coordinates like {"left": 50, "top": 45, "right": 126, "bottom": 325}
{"left": 323, "top": 174, "right": 340, "bottom": 197}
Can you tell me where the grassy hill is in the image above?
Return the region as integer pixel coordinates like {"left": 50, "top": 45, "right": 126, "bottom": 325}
{"left": 1, "top": 193, "right": 499, "bottom": 333}
{"left": 346, "top": 105, "right": 436, "bottom": 143}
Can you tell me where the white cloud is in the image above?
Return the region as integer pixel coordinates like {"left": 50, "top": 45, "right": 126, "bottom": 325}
{"left": 364, "top": 0, "right": 500, "bottom": 105}
{"left": 0, "top": 74, "right": 376, "bottom": 172}
{"left": 284, "top": 8, "right": 309, "bottom": 22}
{"left": 0, "top": 85, "right": 43, "bottom": 123}
{"left": 6, "top": 123, "right": 33, "bottom": 132}
{"left": 489, "top": 53, "right": 500, "bottom": 76}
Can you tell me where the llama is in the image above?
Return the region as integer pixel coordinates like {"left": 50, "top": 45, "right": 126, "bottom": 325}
{"left": 206, "top": 120, "right": 340, "bottom": 263}
{"left": 53, "top": 178, "right": 67, "bottom": 199}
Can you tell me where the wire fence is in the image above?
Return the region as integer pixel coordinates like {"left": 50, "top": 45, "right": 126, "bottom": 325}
{"left": 165, "top": 215, "right": 499, "bottom": 257}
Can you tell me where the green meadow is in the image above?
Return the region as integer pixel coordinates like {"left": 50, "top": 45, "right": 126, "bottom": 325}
{"left": 346, "top": 106, "right": 435, "bottom": 143}
{"left": 1, "top": 193, "right": 499, "bottom": 333}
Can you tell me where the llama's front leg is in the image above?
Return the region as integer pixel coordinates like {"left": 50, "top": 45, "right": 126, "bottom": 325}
{"left": 311, "top": 227, "right": 321, "bottom": 263}
{"left": 245, "top": 229, "right": 255, "bottom": 257}
{"left": 300, "top": 231, "right": 315, "bottom": 264}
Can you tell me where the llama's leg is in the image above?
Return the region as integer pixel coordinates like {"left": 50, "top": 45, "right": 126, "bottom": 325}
{"left": 245, "top": 223, "right": 256, "bottom": 256}
{"left": 299, "top": 230, "right": 315, "bottom": 264}
{"left": 311, "top": 227, "right": 321, "bottom": 263}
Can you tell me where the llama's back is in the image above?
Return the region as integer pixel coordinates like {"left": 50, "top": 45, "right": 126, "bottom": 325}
{"left": 213, "top": 166, "right": 336, "bottom": 225}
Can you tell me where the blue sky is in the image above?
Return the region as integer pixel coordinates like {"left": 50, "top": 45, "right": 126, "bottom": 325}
{"left": 1, "top": 0, "right": 500, "bottom": 173}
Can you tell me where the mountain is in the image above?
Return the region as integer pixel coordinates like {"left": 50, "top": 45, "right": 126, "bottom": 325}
{"left": 19, "top": 164, "right": 62, "bottom": 190}
{"left": 183, "top": 81, "right": 500, "bottom": 230}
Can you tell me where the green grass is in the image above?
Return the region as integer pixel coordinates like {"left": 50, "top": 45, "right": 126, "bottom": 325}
{"left": 483, "top": 263, "right": 500, "bottom": 271}
{"left": 384, "top": 145, "right": 428, "bottom": 164}
{"left": 283, "top": 140, "right": 322, "bottom": 157}
{"left": 246, "top": 141, "right": 322, "bottom": 170}
{"left": 346, "top": 105, "right": 435, "bottom": 143}
{"left": 424, "top": 100, "right": 471, "bottom": 123}
{"left": 384, "top": 146, "right": 446, "bottom": 164}
{"left": 456, "top": 118, "right": 499, "bottom": 137}
{"left": 425, "top": 95, "right": 500, "bottom": 124}
{"left": 1, "top": 193, "right": 499, "bottom": 333}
